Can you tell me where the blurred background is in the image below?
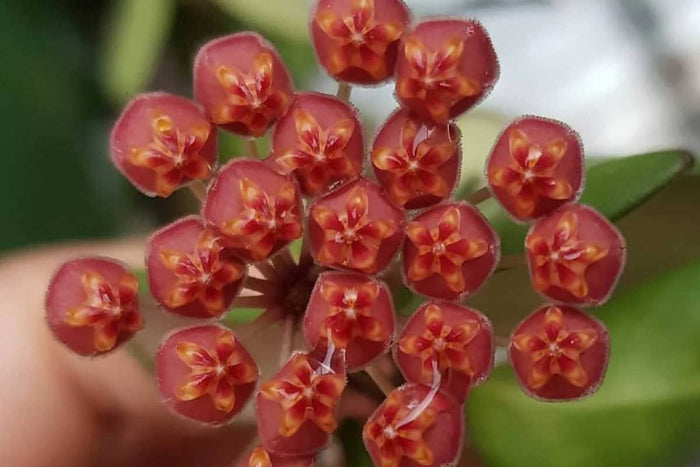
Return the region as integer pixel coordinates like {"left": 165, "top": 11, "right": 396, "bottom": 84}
{"left": 1, "top": 0, "right": 699, "bottom": 253}
{"left": 1, "top": 0, "right": 699, "bottom": 466}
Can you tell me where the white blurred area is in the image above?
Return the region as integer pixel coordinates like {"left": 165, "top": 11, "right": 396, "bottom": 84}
{"left": 316, "top": 0, "right": 700, "bottom": 158}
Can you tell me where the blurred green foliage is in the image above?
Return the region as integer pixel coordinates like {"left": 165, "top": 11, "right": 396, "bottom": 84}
{"left": 0, "top": 0, "right": 316, "bottom": 253}
{"left": 469, "top": 259, "right": 700, "bottom": 467}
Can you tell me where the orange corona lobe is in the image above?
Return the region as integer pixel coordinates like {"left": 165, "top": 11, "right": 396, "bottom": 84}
{"left": 247, "top": 447, "right": 272, "bottom": 467}
{"left": 64, "top": 271, "right": 142, "bottom": 352}
{"left": 316, "top": 0, "right": 404, "bottom": 81}
{"left": 526, "top": 211, "right": 607, "bottom": 299}
{"left": 319, "top": 279, "right": 387, "bottom": 348}
{"left": 222, "top": 177, "right": 302, "bottom": 260}
{"left": 372, "top": 118, "right": 455, "bottom": 207}
{"left": 397, "top": 36, "right": 480, "bottom": 123}
{"left": 159, "top": 230, "right": 243, "bottom": 315}
{"left": 275, "top": 108, "right": 358, "bottom": 194}
{"left": 363, "top": 390, "right": 437, "bottom": 467}
{"left": 489, "top": 129, "right": 572, "bottom": 218}
{"left": 259, "top": 353, "right": 346, "bottom": 437}
{"left": 127, "top": 115, "right": 211, "bottom": 197}
{"left": 399, "top": 304, "right": 479, "bottom": 381}
{"left": 511, "top": 306, "right": 597, "bottom": 389}
{"left": 214, "top": 52, "right": 290, "bottom": 136}
{"left": 312, "top": 186, "right": 396, "bottom": 272}
{"left": 405, "top": 206, "right": 488, "bottom": 292}
{"left": 175, "top": 331, "right": 257, "bottom": 412}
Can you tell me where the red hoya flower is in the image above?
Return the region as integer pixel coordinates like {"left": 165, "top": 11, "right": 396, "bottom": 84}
{"left": 156, "top": 325, "right": 258, "bottom": 424}
{"left": 395, "top": 301, "right": 493, "bottom": 402}
{"left": 146, "top": 216, "right": 246, "bottom": 318}
{"left": 487, "top": 116, "right": 583, "bottom": 221}
{"left": 310, "top": 0, "right": 410, "bottom": 84}
{"left": 257, "top": 351, "right": 347, "bottom": 456}
{"left": 193, "top": 32, "right": 293, "bottom": 136}
{"left": 395, "top": 19, "right": 499, "bottom": 123}
{"left": 363, "top": 382, "right": 463, "bottom": 467}
{"left": 403, "top": 203, "right": 499, "bottom": 300}
{"left": 308, "top": 178, "right": 404, "bottom": 274}
{"left": 371, "top": 109, "right": 461, "bottom": 209}
{"left": 303, "top": 271, "right": 395, "bottom": 370}
{"left": 236, "top": 446, "right": 315, "bottom": 467}
{"left": 202, "top": 159, "right": 303, "bottom": 262}
{"left": 45, "top": 257, "right": 142, "bottom": 356}
{"left": 525, "top": 204, "right": 625, "bottom": 306}
{"left": 110, "top": 92, "right": 216, "bottom": 197}
{"left": 509, "top": 305, "right": 609, "bottom": 401}
{"left": 269, "top": 92, "right": 363, "bottom": 196}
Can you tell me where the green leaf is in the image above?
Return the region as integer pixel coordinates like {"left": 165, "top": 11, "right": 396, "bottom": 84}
{"left": 479, "top": 150, "right": 694, "bottom": 255}
{"left": 100, "top": 0, "right": 175, "bottom": 105}
{"left": 468, "top": 261, "right": 700, "bottom": 467}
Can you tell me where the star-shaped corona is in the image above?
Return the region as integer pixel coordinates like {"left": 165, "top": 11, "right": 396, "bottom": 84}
{"left": 303, "top": 272, "right": 395, "bottom": 370}
{"left": 319, "top": 278, "right": 386, "bottom": 347}
{"left": 371, "top": 109, "right": 460, "bottom": 209}
{"left": 487, "top": 117, "right": 583, "bottom": 220}
{"left": 363, "top": 389, "right": 436, "bottom": 467}
{"left": 395, "top": 301, "right": 493, "bottom": 402}
{"left": 399, "top": 304, "right": 479, "bottom": 380}
{"left": 397, "top": 36, "right": 477, "bottom": 123}
{"left": 309, "top": 179, "right": 402, "bottom": 274}
{"left": 213, "top": 53, "right": 289, "bottom": 136}
{"left": 395, "top": 19, "right": 498, "bottom": 123}
{"left": 159, "top": 230, "right": 244, "bottom": 315}
{"left": 194, "top": 33, "right": 293, "bottom": 136}
{"left": 271, "top": 93, "right": 362, "bottom": 195}
{"left": 156, "top": 325, "right": 259, "bottom": 424}
{"left": 203, "top": 160, "right": 303, "bottom": 262}
{"left": 259, "top": 353, "right": 346, "bottom": 436}
{"left": 147, "top": 216, "right": 247, "bottom": 318}
{"left": 403, "top": 204, "right": 497, "bottom": 299}
{"left": 127, "top": 115, "right": 211, "bottom": 197}
{"left": 509, "top": 305, "right": 609, "bottom": 400}
{"left": 526, "top": 211, "right": 606, "bottom": 298}
{"left": 110, "top": 93, "right": 217, "bottom": 198}
{"left": 64, "top": 270, "right": 141, "bottom": 352}
{"left": 311, "top": 0, "right": 409, "bottom": 84}
{"left": 174, "top": 331, "right": 258, "bottom": 412}
{"left": 363, "top": 382, "right": 463, "bottom": 467}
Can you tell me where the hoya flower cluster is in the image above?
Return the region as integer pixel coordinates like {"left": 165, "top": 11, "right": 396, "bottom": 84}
{"left": 44, "top": 0, "right": 625, "bottom": 465}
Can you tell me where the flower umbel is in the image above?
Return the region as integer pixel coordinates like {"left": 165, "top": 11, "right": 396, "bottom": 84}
{"left": 46, "top": 3, "right": 627, "bottom": 465}
{"left": 64, "top": 271, "right": 142, "bottom": 352}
